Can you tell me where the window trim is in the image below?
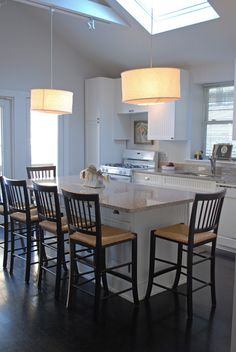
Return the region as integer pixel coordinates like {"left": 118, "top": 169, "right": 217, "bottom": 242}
{"left": 204, "top": 81, "right": 234, "bottom": 158}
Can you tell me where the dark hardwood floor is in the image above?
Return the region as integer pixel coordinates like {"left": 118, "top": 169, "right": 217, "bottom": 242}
{"left": 0, "top": 240, "right": 234, "bottom": 352}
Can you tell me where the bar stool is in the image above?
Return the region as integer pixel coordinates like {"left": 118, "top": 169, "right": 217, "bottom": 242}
{"left": 26, "top": 165, "right": 56, "bottom": 180}
{"left": 26, "top": 165, "right": 56, "bottom": 204}
{"left": 62, "top": 189, "right": 139, "bottom": 310}
{"left": 33, "top": 182, "right": 68, "bottom": 299}
{"left": 0, "top": 176, "right": 10, "bottom": 268}
{"left": 4, "top": 178, "right": 39, "bottom": 283}
{"left": 145, "top": 190, "right": 226, "bottom": 318}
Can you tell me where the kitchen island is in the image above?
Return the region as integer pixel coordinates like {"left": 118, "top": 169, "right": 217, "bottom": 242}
{"left": 30, "top": 175, "right": 194, "bottom": 301}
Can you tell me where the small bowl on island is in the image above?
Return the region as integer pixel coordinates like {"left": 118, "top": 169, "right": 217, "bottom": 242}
{"left": 161, "top": 162, "right": 175, "bottom": 172}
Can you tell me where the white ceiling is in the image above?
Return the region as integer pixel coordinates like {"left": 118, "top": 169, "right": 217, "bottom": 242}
{"left": 9, "top": 0, "right": 236, "bottom": 77}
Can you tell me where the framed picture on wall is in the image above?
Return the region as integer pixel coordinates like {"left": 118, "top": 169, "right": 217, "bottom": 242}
{"left": 134, "top": 121, "right": 153, "bottom": 145}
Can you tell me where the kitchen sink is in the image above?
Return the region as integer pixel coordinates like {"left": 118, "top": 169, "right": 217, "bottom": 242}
{"left": 177, "top": 171, "right": 214, "bottom": 178}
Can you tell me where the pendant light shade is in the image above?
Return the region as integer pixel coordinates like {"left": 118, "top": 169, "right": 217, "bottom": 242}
{"left": 30, "top": 9, "right": 73, "bottom": 115}
{"left": 31, "top": 89, "right": 73, "bottom": 115}
{"left": 121, "top": 67, "right": 180, "bottom": 105}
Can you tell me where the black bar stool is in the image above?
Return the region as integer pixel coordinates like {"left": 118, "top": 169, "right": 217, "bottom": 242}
{"left": 26, "top": 165, "right": 56, "bottom": 204}
{"left": 26, "top": 165, "right": 56, "bottom": 180}
{"left": 33, "top": 182, "right": 69, "bottom": 299}
{"left": 62, "top": 189, "right": 139, "bottom": 311}
{"left": 4, "top": 178, "right": 39, "bottom": 283}
{"left": 0, "top": 176, "right": 10, "bottom": 268}
{"left": 145, "top": 189, "right": 226, "bottom": 318}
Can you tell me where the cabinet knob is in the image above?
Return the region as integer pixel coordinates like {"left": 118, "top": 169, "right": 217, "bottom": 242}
{"left": 113, "top": 209, "right": 120, "bottom": 214}
{"left": 128, "top": 109, "right": 134, "bottom": 113}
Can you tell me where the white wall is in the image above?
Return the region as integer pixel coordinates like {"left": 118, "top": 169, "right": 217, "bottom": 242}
{"left": 0, "top": 1, "right": 105, "bottom": 178}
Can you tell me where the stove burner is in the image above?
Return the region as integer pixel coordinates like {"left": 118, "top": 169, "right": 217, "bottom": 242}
{"left": 105, "top": 163, "right": 123, "bottom": 167}
{"left": 104, "top": 163, "right": 149, "bottom": 169}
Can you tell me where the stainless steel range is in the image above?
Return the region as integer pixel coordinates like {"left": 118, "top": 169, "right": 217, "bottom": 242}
{"left": 100, "top": 149, "right": 158, "bottom": 183}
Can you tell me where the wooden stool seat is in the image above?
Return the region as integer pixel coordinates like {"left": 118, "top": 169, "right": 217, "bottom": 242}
{"left": 39, "top": 217, "right": 68, "bottom": 235}
{"left": 10, "top": 208, "right": 39, "bottom": 223}
{"left": 155, "top": 223, "right": 217, "bottom": 245}
{"left": 70, "top": 225, "right": 136, "bottom": 248}
{"left": 0, "top": 204, "right": 4, "bottom": 214}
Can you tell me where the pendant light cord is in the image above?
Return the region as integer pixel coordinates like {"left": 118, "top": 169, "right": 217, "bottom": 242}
{"left": 50, "top": 8, "right": 54, "bottom": 89}
{"left": 150, "top": 7, "right": 153, "bottom": 68}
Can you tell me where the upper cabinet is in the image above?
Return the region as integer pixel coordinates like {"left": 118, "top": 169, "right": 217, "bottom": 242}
{"left": 114, "top": 79, "right": 148, "bottom": 114}
{"left": 148, "top": 70, "right": 189, "bottom": 140}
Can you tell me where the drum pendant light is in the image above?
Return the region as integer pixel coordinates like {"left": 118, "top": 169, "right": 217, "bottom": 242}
{"left": 121, "top": 8, "right": 180, "bottom": 105}
{"left": 31, "top": 9, "right": 73, "bottom": 115}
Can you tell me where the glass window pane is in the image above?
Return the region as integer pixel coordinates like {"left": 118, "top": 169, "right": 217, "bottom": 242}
{"left": 206, "top": 123, "right": 236, "bottom": 157}
{"left": 30, "top": 112, "right": 58, "bottom": 166}
{"left": 208, "top": 86, "right": 234, "bottom": 121}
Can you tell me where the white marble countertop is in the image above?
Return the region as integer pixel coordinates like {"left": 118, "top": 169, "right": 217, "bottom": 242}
{"left": 29, "top": 175, "right": 194, "bottom": 213}
{"left": 134, "top": 168, "right": 236, "bottom": 186}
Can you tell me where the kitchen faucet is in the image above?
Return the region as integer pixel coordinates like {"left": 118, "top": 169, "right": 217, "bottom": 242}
{"left": 209, "top": 155, "right": 217, "bottom": 176}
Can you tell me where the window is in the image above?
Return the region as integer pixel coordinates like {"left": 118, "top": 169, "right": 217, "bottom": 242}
{"left": 30, "top": 111, "right": 58, "bottom": 167}
{"left": 115, "top": 0, "right": 219, "bottom": 34}
{"left": 205, "top": 84, "right": 236, "bottom": 158}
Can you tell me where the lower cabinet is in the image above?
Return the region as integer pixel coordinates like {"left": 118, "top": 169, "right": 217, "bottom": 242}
{"left": 101, "top": 207, "right": 131, "bottom": 231}
{"left": 216, "top": 185, "right": 236, "bottom": 252}
{"left": 133, "top": 172, "right": 216, "bottom": 192}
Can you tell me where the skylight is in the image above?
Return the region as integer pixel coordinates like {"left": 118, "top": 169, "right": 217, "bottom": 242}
{"left": 116, "top": 0, "right": 219, "bottom": 34}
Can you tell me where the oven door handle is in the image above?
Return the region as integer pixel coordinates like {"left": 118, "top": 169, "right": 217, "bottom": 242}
{"left": 109, "top": 174, "right": 131, "bottom": 183}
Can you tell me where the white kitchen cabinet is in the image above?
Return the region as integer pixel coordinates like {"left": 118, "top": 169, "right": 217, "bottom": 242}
{"left": 133, "top": 172, "right": 160, "bottom": 186}
{"left": 233, "top": 58, "right": 236, "bottom": 139}
{"left": 114, "top": 78, "right": 148, "bottom": 114}
{"left": 133, "top": 172, "right": 216, "bottom": 192}
{"left": 148, "top": 70, "right": 189, "bottom": 140}
{"left": 113, "top": 113, "right": 131, "bottom": 140}
{"left": 85, "top": 77, "right": 125, "bottom": 168}
{"left": 216, "top": 185, "right": 236, "bottom": 252}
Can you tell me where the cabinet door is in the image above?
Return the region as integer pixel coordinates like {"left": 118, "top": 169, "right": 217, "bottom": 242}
{"left": 114, "top": 79, "right": 148, "bottom": 114}
{"left": 85, "top": 79, "right": 101, "bottom": 121}
{"left": 148, "top": 103, "right": 175, "bottom": 140}
{"left": 85, "top": 119, "right": 100, "bottom": 168}
{"left": 218, "top": 197, "right": 236, "bottom": 240}
{"left": 113, "top": 114, "right": 131, "bottom": 140}
{"left": 147, "top": 70, "right": 189, "bottom": 141}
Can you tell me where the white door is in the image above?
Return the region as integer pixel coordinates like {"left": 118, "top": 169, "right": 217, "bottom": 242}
{"left": 0, "top": 98, "right": 13, "bottom": 177}
{"left": 85, "top": 119, "right": 100, "bottom": 168}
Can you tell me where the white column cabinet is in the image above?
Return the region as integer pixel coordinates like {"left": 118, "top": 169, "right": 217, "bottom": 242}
{"left": 85, "top": 77, "right": 125, "bottom": 168}
{"left": 148, "top": 70, "right": 189, "bottom": 140}
{"left": 233, "top": 58, "right": 236, "bottom": 139}
{"left": 216, "top": 185, "right": 236, "bottom": 251}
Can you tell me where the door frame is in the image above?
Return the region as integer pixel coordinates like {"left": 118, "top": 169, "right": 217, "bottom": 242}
{"left": 0, "top": 96, "right": 14, "bottom": 177}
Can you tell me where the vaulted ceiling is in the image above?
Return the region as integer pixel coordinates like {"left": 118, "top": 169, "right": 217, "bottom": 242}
{"left": 9, "top": 0, "right": 236, "bottom": 76}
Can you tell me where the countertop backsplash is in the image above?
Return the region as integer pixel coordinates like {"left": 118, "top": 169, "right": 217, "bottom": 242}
{"left": 159, "top": 159, "right": 236, "bottom": 183}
